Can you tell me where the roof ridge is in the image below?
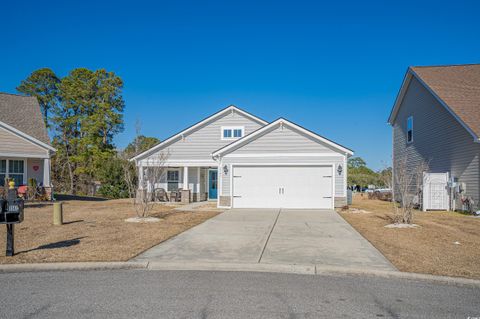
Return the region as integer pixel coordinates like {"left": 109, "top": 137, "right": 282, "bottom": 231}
{"left": 411, "top": 63, "right": 480, "bottom": 69}
{"left": 0, "top": 92, "right": 35, "bottom": 98}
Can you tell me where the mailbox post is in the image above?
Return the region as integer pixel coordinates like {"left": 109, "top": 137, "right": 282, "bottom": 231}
{"left": 1, "top": 187, "right": 24, "bottom": 256}
{"left": 6, "top": 224, "right": 14, "bottom": 256}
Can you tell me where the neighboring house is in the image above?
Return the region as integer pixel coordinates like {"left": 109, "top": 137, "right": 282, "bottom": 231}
{"left": 132, "top": 105, "right": 353, "bottom": 209}
{"left": 0, "top": 93, "right": 55, "bottom": 192}
{"left": 388, "top": 64, "right": 480, "bottom": 211}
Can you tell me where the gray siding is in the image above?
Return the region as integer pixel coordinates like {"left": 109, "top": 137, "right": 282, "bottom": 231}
{"left": 393, "top": 77, "right": 480, "bottom": 209}
{"left": 142, "top": 110, "right": 263, "bottom": 163}
{"left": 0, "top": 126, "right": 49, "bottom": 157}
{"left": 230, "top": 124, "right": 339, "bottom": 154}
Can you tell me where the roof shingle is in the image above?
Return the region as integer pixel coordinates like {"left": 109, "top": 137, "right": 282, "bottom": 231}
{"left": 410, "top": 64, "right": 480, "bottom": 138}
{"left": 0, "top": 93, "right": 51, "bottom": 145}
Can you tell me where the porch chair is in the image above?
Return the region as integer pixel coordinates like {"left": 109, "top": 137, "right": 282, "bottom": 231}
{"left": 154, "top": 188, "right": 168, "bottom": 202}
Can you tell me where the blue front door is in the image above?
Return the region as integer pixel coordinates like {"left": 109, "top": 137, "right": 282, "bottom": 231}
{"left": 208, "top": 170, "right": 218, "bottom": 199}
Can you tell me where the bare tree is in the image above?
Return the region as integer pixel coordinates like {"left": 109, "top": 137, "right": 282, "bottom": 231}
{"left": 121, "top": 120, "right": 169, "bottom": 219}
{"left": 393, "top": 156, "right": 429, "bottom": 224}
{"left": 378, "top": 163, "right": 393, "bottom": 190}
{"left": 132, "top": 153, "right": 168, "bottom": 218}
{"left": 118, "top": 151, "right": 137, "bottom": 199}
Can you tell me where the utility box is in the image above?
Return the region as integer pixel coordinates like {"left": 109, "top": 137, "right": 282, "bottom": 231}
{"left": 422, "top": 172, "right": 449, "bottom": 211}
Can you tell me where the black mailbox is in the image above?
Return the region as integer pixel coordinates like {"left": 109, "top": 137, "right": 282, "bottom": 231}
{"left": 0, "top": 199, "right": 24, "bottom": 224}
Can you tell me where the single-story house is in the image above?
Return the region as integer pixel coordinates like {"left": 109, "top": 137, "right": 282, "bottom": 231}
{"left": 132, "top": 106, "right": 353, "bottom": 209}
{"left": 0, "top": 93, "right": 55, "bottom": 194}
{"left": 388, "top": 64, "right": 480, "bottom": 211}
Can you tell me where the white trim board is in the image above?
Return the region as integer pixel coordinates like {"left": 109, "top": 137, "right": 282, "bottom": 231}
{"left": 0, "top": 152, "right": 50, "bottom": 159}
{"left": 139, "top": 161, "right": 218, "bottom": 167}
{"left": 131, "top": 105, "right": 268, "bottom": 162}
{"left": 223, "top": 153, "right": 344, "bottom": 158}
{"left": 212, "top": 118, "right": 354, "bottom": 157}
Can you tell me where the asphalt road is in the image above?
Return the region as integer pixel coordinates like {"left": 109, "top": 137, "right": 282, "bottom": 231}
{"left": 0, "top": 270, "right": 478, "bottom": 318}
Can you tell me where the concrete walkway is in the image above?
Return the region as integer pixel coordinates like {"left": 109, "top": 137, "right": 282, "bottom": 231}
{"left": 135, "top": 209, "right": 395, "bottom": 271}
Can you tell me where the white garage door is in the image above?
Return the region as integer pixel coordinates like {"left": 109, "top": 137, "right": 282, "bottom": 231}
{"left": 232, "top": 165, "right": 333, "bottom": 209}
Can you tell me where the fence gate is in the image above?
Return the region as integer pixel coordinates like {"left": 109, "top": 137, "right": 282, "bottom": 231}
{"left": 422, "top": 172, "right": 449, "bottom": 211}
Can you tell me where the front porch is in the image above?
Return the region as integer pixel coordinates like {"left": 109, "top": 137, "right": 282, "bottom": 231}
{"left": 0, "top": 156, "right": 53, "bottom": 200}
{"left": 140, "top": 164, "right": 219, "bottom": 204}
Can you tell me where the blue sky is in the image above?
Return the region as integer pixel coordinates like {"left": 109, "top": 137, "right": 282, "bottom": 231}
{"left": 1, "top": 0, "right": 479, "bottom": 169}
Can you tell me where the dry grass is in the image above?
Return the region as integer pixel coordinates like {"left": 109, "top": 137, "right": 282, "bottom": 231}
{"left": 0, "top": 199, "right": 220, "bottom": 264}
{"left": 339, "top": 194, "right": 480, "bottom": 279}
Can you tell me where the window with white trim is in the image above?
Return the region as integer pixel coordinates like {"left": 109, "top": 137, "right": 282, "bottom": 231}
{"left": 407, "top": 116, "right": 413, "bottom": 143}
{"left": 221, "top": 126, "right": 244, "bottom": 140}
{"left": 9, "top": 160, "right": 24, "bottom": 186}
{"left": 167, "top": 170, "right": 179, "bottom": 191}
{"left": 0, "top": 159, "right": 25, "bottom": 187}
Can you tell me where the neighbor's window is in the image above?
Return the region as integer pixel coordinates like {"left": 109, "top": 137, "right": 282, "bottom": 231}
{"left": 407, "top": 116, "right": 413, "bottom": 143}
{"left": 8, "top": 160, "right": 24, "bottom": 186}
{"left": 167, "top": 170, "right": 179, "bottom": 191}
{"left": 222, "top": 127, "right": 244, "bottom": 140}
{"left": 0, "top": 160, "right": 6, "bottom": 186}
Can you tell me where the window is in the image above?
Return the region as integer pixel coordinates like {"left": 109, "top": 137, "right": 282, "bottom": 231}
{"left": 233, "top": 129, "right": 242, "bottom": 138}
{"left": 167, "top": 170, "right": 179, "bottom": 191}
{"left": 0, "top": 160, "right": 5, "bottom": 187}
{"left": 221, "top": 127, "right": 244, "bottom": 140}
{"left": 223, "top": 129, "right": 232, "bottom": 139}
{"left": 407, "top": 116, "right": 413, "bottom": 143}
{"left": 8, "top": 160, "right": 24, "bottom": 186}
{"left": 0, "top": 159, "right": 26, "bottom": 186}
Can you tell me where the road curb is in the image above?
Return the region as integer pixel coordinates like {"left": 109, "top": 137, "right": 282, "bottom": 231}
{"left": 1, "top": 261, "right": 479, "bottom": 287}
{"left": 146, "top": 261, "right": 480, "bottom": 287}
{"left": 0, "top": 262, "right": 148, "bottom": 273}
{"left": 147, "top": 261, "right": 316, "bottom": 275}
{"left": 313, "top": 265, "right": 480, "bottom": 287}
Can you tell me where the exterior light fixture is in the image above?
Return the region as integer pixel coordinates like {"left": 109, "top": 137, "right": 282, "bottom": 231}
{"left": 223, "top": 165, "right": 229, "bottom": 175}
{"left": 337, "top": 164, "right": 343, "bottom": 175}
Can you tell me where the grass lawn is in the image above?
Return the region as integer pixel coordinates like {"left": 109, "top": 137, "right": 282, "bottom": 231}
{"left": 339, "top": 195, "right": 480, "bottom": 279}
{"left": 0, "top": 199, "right": 220, "bottom": 264}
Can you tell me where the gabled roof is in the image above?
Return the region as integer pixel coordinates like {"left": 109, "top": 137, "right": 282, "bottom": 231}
{"left": 0, "top": 93, "right": 55, "bottom": 152}
{"left": 212, "top": 118, "right": 354, "bottom": 157}
{"left": 388, "top": 64, "right": 480, "bottom": 141}
{"left": 131, "top": 105, "right": 268, "bottom": 161}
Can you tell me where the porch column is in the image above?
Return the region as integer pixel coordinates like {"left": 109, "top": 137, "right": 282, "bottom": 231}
{"left": 138, "top": 165, "right": 144, "bottom": 189}
{"left": 43, "top": 158, "right": 51, "bottom": 187}
{"left": 183, "top": 166, "right": 189, "bottom": 190}
{"left": 182, "top": 166, "right": 190, "bottom": 203}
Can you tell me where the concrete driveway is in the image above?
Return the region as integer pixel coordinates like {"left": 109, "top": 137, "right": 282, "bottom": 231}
{"left": 135, "top": 209, "right": 395, "bottom": 271}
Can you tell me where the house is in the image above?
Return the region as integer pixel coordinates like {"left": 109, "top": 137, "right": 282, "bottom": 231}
{"left": 0, "top": 93, "right": 55, "bottom": 196}
{"left": 132, "top": 106, "right": 353, "bottom": 209}
{"left": 388, "top": 64, "right": 480, "bottom": 211}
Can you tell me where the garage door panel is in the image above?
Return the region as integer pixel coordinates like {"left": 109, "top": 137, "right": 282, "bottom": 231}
{"left": 232, "top": 166, "right": 333, "bottom": 209}
{"left": 233, "top": 166, "right": 281, "bottom": 208}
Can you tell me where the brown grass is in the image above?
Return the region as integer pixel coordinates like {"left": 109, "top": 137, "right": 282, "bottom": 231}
{"left": 339, "top": 194, "right": 480, "bottom": 279}
{"left": 0, "top": 199, "right": 220, "bottom": 264}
